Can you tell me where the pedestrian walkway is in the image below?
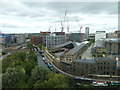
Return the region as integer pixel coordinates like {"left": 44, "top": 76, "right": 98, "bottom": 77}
{"left": 81, "top": 43, "right": 93, "bottom": 59}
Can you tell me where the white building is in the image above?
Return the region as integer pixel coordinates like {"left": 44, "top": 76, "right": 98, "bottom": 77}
{"left": 45, "top": 33, "right": 66, "bottom": 48}
{"left": 95, "top": 31, "right": 106, "bottom": 41}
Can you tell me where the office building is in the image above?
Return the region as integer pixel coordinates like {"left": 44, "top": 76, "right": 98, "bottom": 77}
{"left": 95, "top": 31, "right": 106, "bottom": 41}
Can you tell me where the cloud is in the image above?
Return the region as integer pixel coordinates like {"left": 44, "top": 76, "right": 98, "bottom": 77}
{"left": 0, "top": 1, "right": 118, "bottom": 33}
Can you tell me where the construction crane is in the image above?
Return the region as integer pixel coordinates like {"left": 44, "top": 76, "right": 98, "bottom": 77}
{"left": 74, "top": 17, "right": 83, "bottom": 42}
{"left": 49, "top": 24, "right": 52, "bottom": 32}
{"left": 61, "top": 10, "right": 67, "bottom": 35}
{"left": 66, "top": 18, "right": 70, "bottom": 41}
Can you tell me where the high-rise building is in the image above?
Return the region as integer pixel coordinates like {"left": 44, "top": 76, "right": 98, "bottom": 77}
{"left": 95, "top": 31, "right": 106, "bottom": 41}
{"left": 85, "top": 27, "right": 89, "bottom": 40}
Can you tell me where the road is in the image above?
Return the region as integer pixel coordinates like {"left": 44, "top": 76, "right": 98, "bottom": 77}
{"left": 35, "top": 51, "right": 48, "bottom": 69}
{"left": 81, "top": 43, "right": 93, "bottom": 59}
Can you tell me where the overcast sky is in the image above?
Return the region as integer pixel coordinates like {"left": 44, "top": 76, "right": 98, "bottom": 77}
{"left": 0, "top": 0, "right": 118, "bottom": 34}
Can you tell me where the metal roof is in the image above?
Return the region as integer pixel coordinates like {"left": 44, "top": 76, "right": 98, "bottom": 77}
{"left": 73, "top": 57, "right": 116, "bottom": 63}
{"left": 95, "top": 57, "right": 116, "bottom": 61}
{"left": 55, "top": 41, "right": 77, "bottom": 48}
{"left": 73, "top": 59, "right": 95, "bottom": 63}
{"left": 68, "top": 43, "right": 87, "bottom": 55}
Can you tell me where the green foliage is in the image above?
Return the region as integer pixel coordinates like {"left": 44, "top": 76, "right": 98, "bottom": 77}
{"left": 27, "top": 43, "right": 33, "bottom": 50}
{"left": 2, "top": 48, "right": 84, "bottom": 88}
{"left": 14, "top": 80, "right": 28, "bottom": 88}
{"left": 22, "top": 61, "right": 33, "bottom": 76}
{"left": 38, "top": 44, "right": 42, "bottom": 49}
{"left": 31, "top": 66, "right": 50, "bottom": 81}
{"left": 2, "top": 49, "right": 37, "bottom": 88}
{"left": 2, "top": 67, "right": 20, "bottom": 88}
{"left": 34, "top": 73, "right": 68, "bottom": 88}
{"left": 31, "top": 66, "right": 68, "bottom": 88}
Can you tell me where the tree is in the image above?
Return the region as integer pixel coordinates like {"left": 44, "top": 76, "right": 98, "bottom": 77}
{"left": 16, "top": 66, "right": 26, "bottom": 80}
{"left": 23, "top": 61, "right": 33, "bottom": 76}
{"left": 27, "top": 43, "right": 33, "bottom": 50}
{"left": 14, "top": 80, "right": 28, "bottom": 88}
{"left": 2, "top": 67, "right": 20, "bottom": 88}
{"left": 34, "top": 74, "right": 68, "bottom": 88}
{"left": 38, "top": 44, "right": 42, "bottom": 49}
{"left": 28, "top": 66, "right": 51, "bottom": 88}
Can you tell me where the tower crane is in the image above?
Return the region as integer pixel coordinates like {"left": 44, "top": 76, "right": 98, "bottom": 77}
{"left": 74, "top": 17, "right": 82, "bottom": 42}
{"left": 61, "top": 10, "right": 67, "bottom": 35}
{"left": 49, "top": 24, "right": 52, "bottom": 32}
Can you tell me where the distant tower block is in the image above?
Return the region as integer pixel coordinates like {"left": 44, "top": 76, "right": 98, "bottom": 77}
{"left": 85, "top": 27, "right": 89, "bottom": 40}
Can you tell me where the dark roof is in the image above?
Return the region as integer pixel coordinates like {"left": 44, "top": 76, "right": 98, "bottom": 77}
{"left": 55, "top": 41, "right": 77, "bottom": 48}
{"left": 73, "top": 59, "right": 95, "bottom": 63}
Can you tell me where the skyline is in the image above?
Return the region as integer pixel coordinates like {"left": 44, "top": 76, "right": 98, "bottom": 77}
{"left": 0, "top": 1, "right": 118, "bottom": 33}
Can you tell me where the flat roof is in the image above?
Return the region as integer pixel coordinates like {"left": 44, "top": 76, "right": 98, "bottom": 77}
{"left": 105, "top": 38, "right": 120, "bottom": 43}
{"left": 73, "top": 59, "right": 95, "bottom": 63}
{"left": 95, "top": 57, "right": 116, "bottom": 61}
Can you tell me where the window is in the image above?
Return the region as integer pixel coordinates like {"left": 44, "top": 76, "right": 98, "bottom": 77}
{"left": 98, "top": 67, "right": 99, "bottom": 69}
{"left": 104, "top": 66, "right": 106, "bottom": 69}
{"left": 113, "top": 72, "right": 115, "bottom": 75}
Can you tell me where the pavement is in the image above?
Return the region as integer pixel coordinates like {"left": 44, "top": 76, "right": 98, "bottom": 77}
{"left": 81, "top": 43, "right": 93, "bottom": 59}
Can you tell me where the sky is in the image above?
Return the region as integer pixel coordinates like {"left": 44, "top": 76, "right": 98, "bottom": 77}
{"left": 0, "top": 0, "right": 119, "bottom": 34}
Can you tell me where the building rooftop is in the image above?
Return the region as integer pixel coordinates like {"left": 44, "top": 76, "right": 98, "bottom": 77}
{"left": 68, "top": 41, "right": 88, "bottom": 55}
{"left": 55, "top": 41, "right": 77, "bottom": 48}
{"left": 73, "top": 59, "right": 95, "bottom": 63}
{"left": 105, "top": 38, "right": 120, "bottom": 43}
{"left": 95, "top": 57, "right": 116, "bottom": 61}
